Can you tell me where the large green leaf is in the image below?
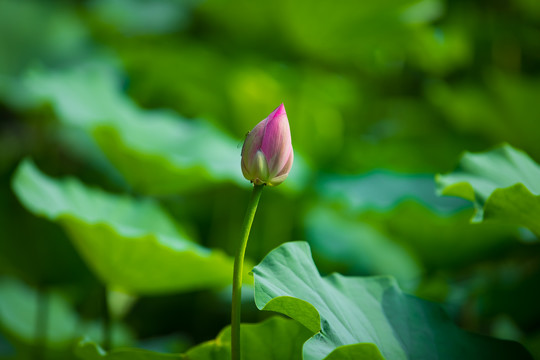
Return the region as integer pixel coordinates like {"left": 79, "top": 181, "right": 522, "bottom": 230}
{"left": 76, "top": 316, "right": 312, "bottom": 360}
{"left": 11, "top": 159, "right": 243, "bottom": 294}
{"left": 436, "top": 144, "right": 540, "bottom": 236}
{"left": 24, "top": 63, "right": 246, "bottom": 195}
{"left": 252, "top": 241, "right": 532, "bottom": 360}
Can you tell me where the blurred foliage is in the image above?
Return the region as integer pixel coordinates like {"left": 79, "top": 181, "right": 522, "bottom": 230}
{"left": 12, "top": 159, "right": 247, "bottom": 294}
{"left": 437, "top": 144, "right": 540, "bottom": 235}
{"left": 1, "top": 0, "right": 540, "bottom": 358}
{"left": 0, "top": 276, "right": 132, "bottom": 359}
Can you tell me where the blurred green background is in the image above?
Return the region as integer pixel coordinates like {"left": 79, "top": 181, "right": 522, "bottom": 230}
{"left": 1, "top": 0, "right": 540, "bottom": 358}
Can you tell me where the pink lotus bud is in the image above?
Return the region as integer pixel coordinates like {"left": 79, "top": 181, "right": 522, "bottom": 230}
{"left": 241, "top": 104, "right": 293, "bottom": 186}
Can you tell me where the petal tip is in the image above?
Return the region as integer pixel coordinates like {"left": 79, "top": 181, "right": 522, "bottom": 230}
{"left": 270, "top": 103, "right": 286, "bottom": 119}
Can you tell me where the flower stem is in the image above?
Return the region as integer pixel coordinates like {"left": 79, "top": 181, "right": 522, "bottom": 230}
{"left": 231, "top": 184, "right": 264, "bottom": 360}
{"left": 101, "top": 285, "right": 111, "bottom": 351}
{"left": 33, "top": 287, "right": 48, "bottom": 360}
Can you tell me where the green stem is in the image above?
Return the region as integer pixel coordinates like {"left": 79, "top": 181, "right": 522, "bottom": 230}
{"left": 34, "top": 287, "right": 48, "bottom": 360}
{"left": 101, "top": 286, "right": 111, "bottom": 351}
{"left": 231, "top": 184, "right": 264, "bottom": 360}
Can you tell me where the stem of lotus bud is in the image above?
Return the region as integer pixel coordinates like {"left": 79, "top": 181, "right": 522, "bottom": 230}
{"left": 231, "top": 184, "right": 264, "bottom": 360}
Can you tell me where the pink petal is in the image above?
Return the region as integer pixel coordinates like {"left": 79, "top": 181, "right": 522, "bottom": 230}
{"left": 260, "top": 104, "right": 292, "bottom": 176}
{"left": 276, "top": 150, "right": 294, "bottom": 177}
{"left": 241, "top": 118, "right": 266, "bottom": 171}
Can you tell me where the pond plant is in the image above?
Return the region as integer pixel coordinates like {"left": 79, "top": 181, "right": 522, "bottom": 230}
{"left": 2, "top": 1, "right": 540, "bottom": 358}
{"left": 232, "top": 103, "right": 294, "bottom": 360}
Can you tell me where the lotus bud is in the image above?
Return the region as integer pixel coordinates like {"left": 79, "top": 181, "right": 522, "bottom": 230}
{"left": 241, "top": 104, "right": 293, "bottom": 186}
